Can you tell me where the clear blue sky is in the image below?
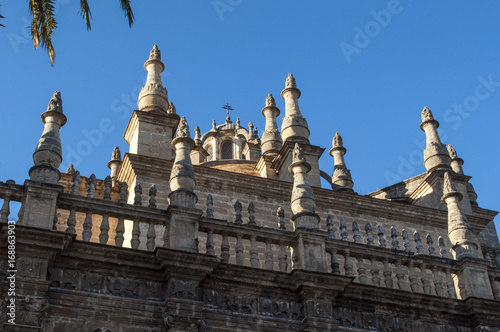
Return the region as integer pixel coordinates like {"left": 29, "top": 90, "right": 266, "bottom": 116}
{"left": 0, "top": 1, "right": 499, "bottom": 234}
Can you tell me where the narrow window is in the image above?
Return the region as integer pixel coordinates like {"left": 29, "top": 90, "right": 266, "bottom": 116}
{"left": 221, "top": 141, "right": 233, "bottom": 159}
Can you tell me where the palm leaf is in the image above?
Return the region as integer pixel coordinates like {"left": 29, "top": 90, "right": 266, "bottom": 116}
{"left": 79, "top": 0, "right": 92, "bottom": 31}
{"left": 0, "top": 5, "right": 5, "bottom": 27}
{"left": 28, "top": 0, "right": 57, "bottom": 65}
{"left": 119, "top": 0, "right": 134, "bottom": 27}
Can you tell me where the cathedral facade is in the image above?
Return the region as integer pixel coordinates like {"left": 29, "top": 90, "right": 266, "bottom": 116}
{"left": 1, "top": 45, "right": 499, "bottom": 331}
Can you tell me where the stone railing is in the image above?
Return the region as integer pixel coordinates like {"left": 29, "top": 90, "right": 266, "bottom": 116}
{"left": 1, "top": 179, "right": 500, "bottom": 301}
{"left": 0, "top": 180, "right": 23, "bottom": 223}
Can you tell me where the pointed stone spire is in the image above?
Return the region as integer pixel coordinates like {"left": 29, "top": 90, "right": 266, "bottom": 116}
{"left": 447, "top": 144, "right": 478, "bottom": 206}
{"left": 329, "top": 132, "right": 354, "bottom": 192}
{"left": 66, "top": 164, "right": 75, "bottom": 174}
{"left": 167, "top": 101, "right": 176, "bottom": 115}
{"left": 280, "top": 73, "right": 310, "bottom": 144}
{"left": 288, "top": 143, "right": 318, "bottom": 229}
{"left": 169, "top": 117, "right": 197, "bottom": 208}
{"left": 194, "top": 126, "right": 202, "bottom": 146}
{"left": 247, "top": 122, "right": 258, "bottom": 141}
{"left": 137, "top": 44, "right": 169, "bottom": 113}
{"left": 261, "top": 93, "right": 283, "bottom": 156}
{"left": 441, "top": 172, "right": 478, "bottom": 259}
{"left": 30, "top": 91, "right": 67, "bottom": 184}
{"left": 420, "top": 107, "right": 451, "bottom": 171}
{"left": 107, "top": 146, "right": 122, "bottom": 185}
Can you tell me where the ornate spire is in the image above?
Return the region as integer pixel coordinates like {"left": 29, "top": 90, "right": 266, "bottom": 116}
{"left": 285, "top": 73, "right": 296, "bottom": 89}
{"left": 66, "top": 164, "right": 75, "bottom": 174}
{"left": 137, "top": 45, "right": 169, "bottom": 113}
{"left": 266, "top": 93, "right": 276, "bottom": 107}
{"left": 194, "top": 126, "right": 202, "bottom": 145}
{"left": 46, "top": 91, "right": 63, "bottom": 113}
{"left": 288, "top": 143, "right": 318, "bottom": 230}
{"left": 167, "top": 101, "right": 176, "bottom": 115}
{"left": 292, "top": 143, "right": 307, "bottom": 164}
{"left": 441, "top": 172, "right": 478, "bottom": 259}
{"left": 261, "top": 93, "right": 282, "bottom": 156}
{"left": 149, "top": 44, "right": 161, "bottom": 60}
{"left": 443, "top": 172, "right": 460, "bottom": 199}
{"left": 30, "top": 91, "right": 67, "bottom": 184}
{"left": 329, "top": 132, "right": 354, "bottom": 192}
{"left": 420, "top": 106, "right": 451, "bottom": 171}
{"left": 111, "top": 146, "right": 121, "bottom": 162}
{"left": 332, "top": 132, "right": 343, "bottom": 149}
{"left": 107, "top": 146, "right": 122, "bottom": 185}
{"left": 280, "top": 73, "right": 310, "bottom": 144}
{"left": 169, "top": 117, "right": 197, "bottom": 208}
{"left": 447, "top": 144, "right": 478, "bottom": 206}
{"left": 175, "top": 116, "right": 191, "bottom": 138}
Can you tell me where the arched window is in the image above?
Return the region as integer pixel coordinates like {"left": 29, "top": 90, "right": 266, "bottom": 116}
{"left": 206, "top": 144, "right": 213, "bottom": 161}
{"left": 221, "top": 141, "right": 233, "bottom": 160}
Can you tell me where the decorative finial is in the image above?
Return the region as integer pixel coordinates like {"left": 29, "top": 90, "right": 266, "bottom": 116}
{"left": 168, "top": 101, "right": 176, "bottom": 114}
{"left": 447, "top": 144, "right": 457, "bottom": 159}
{"left": 111, "top": 146, "right": 121, "bottom": 161}
{"left": 149, "top": 44, "right": 161, "bottom": 60}
{"left": 30, "top": 90, "right": 67, "bottom": 184}
{"left": 175, "top": 117, "right": 191, "bottom": 139}
{"left": 212, "top": 119, "right": 217, "bottom": 131}
{"left": 169, "top": 116, "right": 197, "bottom": 208}
{"left": 194, "top": 126, "right": 202, "bottom": 145}
{"left": 332, "top": 132, "right": 343, "bottom": 148}
{"left": 248, "top": 122, "right": 255, "bottom": 139}
{"left": 330, "top": 132, "right": 354, "bottom": 192}
{"left": 236, "top": 118, "right": 241, "bottom": 127}
{"left": 66, "top": 164, "right": 75, "bottom": 174}
{"left": 292, "top": 143, "right": 307, "bottom": 163}
{"left": 148, "top": 184, "right": 157, "bottom": 208}
{"left": 443, "top": 172, "right": 460, "bottom": 200}
{"left": 46, "top": 91, "right": 63, "bottom": 113}
{"left": 285, "top": 73, "right": 296, "bottom": 89}
{"left": 266, "top": 93, "right": 276, "bottom": 107}
{"left": 421, "top": 106, "right": 434, "bottom": 122}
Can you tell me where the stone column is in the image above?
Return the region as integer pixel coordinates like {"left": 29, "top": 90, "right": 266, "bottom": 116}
{"left": 280, "top": 74, "right": 310, "bottom": 144}
{"left": 165, "top": 117, "right": 202, "bottom": 252}
{"left": 20, "top": 92, "right": 66, "bottom": 229}
{"left": 289, "top": 143, "right": 327, "bottom": 272}
{"left": 107, "top": 146, "right": 121, "bottom": 185}
{"left": 420, "top": 107, "right": 451, "bottom": 171}
{"left": 442, "top": 172, "right": 493, "bottom": 299}
{"left": 329, "top": 132, "right": 354, "bottom": 193}
{"left": 447, "top": 144, "right": 478, "bottom": 206}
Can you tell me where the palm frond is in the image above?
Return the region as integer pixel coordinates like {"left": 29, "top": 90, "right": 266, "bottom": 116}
{"left": 0, "top": 5, "right": 5, "bottom": 27}
{"left": 28, "top": 0, "right": 57, "bottom": 65}
{"left": 119, "top": 0, "right": 134, "bottom": 27}
{"left": 79, "top": 0, "right": 92, "bottom": 31}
